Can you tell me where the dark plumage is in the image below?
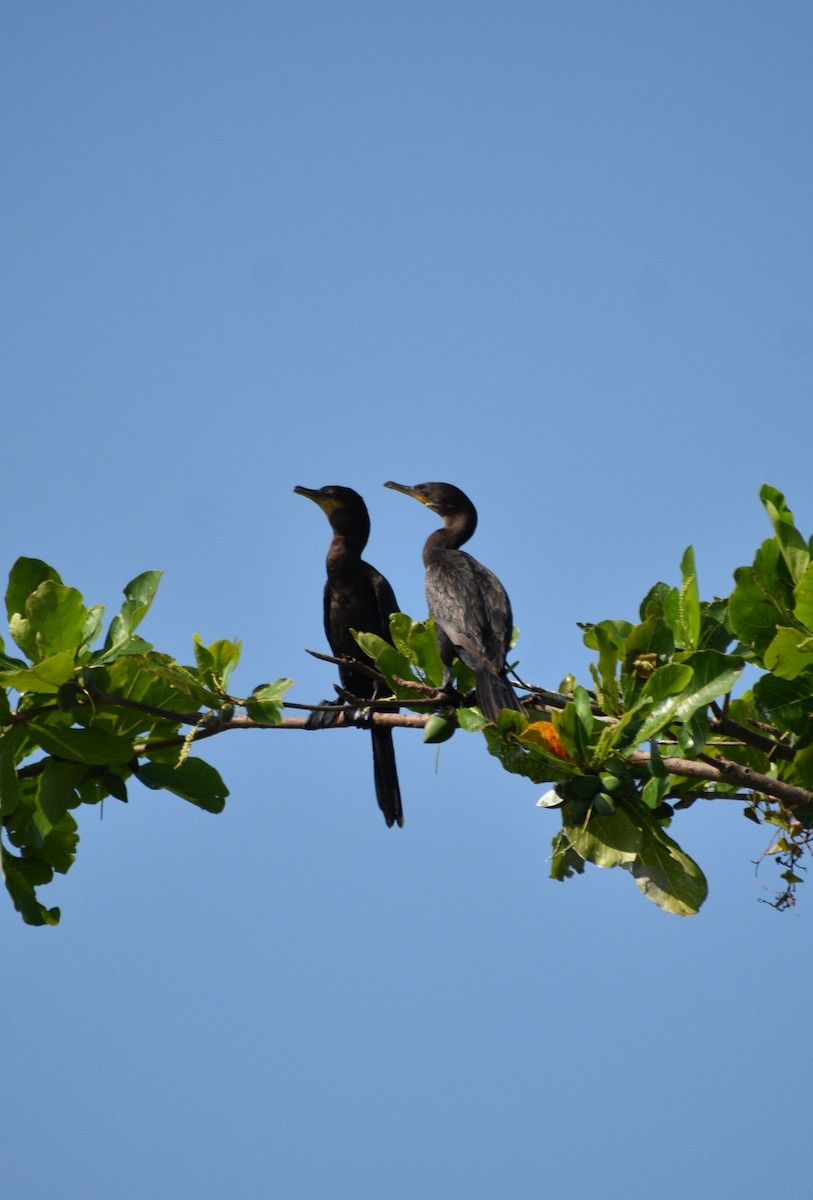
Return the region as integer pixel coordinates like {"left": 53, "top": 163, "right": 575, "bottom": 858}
{"left": 294, "top": 485, "right": 403, "bottom": 828}
{"left": 384, "top": 481, "right": 522, "bottom": 723}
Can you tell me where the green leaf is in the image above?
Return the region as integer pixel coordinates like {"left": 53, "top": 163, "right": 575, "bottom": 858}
{"left": 352, "top": 631, "right": 418, "bottom": 697}
{"left": 673, "top": 650, "right": 744, "bottom": 722}
{"left": 28, "top": 584, "right": 89, "bottom": 659}
{"left": 133, "top": 656, "right": 223, "bottom": 709}
{"left": 0, "top": 650, "right": 76, "bottom": 694}
{"left": 641, "top": 774, "right": 670, "bottom": 809}
{"left": 36, "top": 760, "right": 88, "bottom": 824}
{"left": 630, "top": 823, "right": 708, "bottom": 916}
{"left": 760, "top": 484, "right": 810, "bottom": 584}
{"left": 677, "top": 708, "right": 710, "bottom": 756}
{"left": 0, "top": 846, "right": 60, "bottom": 926}
{"left": 698, "top": 598, "right": 735, "bottom": 653}
{"left": 81, "top": 653, "right": 193, "bottom": 742}
{"left": 57, "top": 682, "right": 81, "bottom": 712}
{"left": 0, "top": 650, "right": 29, "bottom": 673}
{"left": 387, "top": 612, "right": 414, "bottom": 659}
{"left": 457, "top": 706, "right": 487, "bottom": 733}
{"left": 664, "top": 546, "right": 701, "bottom": 650}
{"left": 753, "top": 671, "right": 813, "bottom": 737}
{"left": 137, "top": 757, "right": 228, "bottom": 813}
{"left": 549, "top": 831, "right": 587, "bottom": 881}
{"left": 764, "top": 626, "right": 813, "bottom": 680}
{"left": 642, "top": 662, "right": 695, "bottom": 704}
{"left": 450, "top": 656, "right": 476, "bottom": 695}
{"left": 628, "top": 663, "right": 695, "bottom": 745}
{"left": 403, "top": 618, "right": 446, "bottom": 688}
{"left": 588, "top": 623, "right": 624, "bottom": 715}
{"left": 622, "top": 617, "right": 675, "bottom": 706}
{"left": 193, "top": 635, "right": 242, "bottom": 691}
{"left": 612, "top": 652, "right": 742, "bottom": 754}
{"left": 625, "top": 614, "right": 675, "bottom": 663}
{"left": 729, "top": 539, "right": 795, "bottom": 659}
{"left": 553, "top": 686, "right": 595, "bottom": 764}
{"left": 0, "top": 727, "right": 24, "bottom": 817}
{"left": 563, "top": 799, "right": 707, "bottom": 915}
{"left": 723, "top": 695, "right": 771, "bottom": 772}
{"left": 102, "top": 570, "right": 162, "bottom": 658}
{"left": 102, "top": 768, "right": 130, "bottom": 803}
{"left": 639, "top": 582, "right": 672, "bottom": 620}
{"left": 564, "top": 804, "right": 641, "bottom": 868}
{"left": 496, "top": 708, "right": 527, "bottom": 736}
{"left": 581, "top": 619, "right": 633, "bottom": 652}
{"left": 793, "top": 561, "right": 813, "bottom": 631}
{"left": 386, "top": 612, "right": 446, "bottom": 684}
{"left": 90, "top": 634, "right": 154, "bottom": 667}
{"left": 26, "top": 721, "right": 135, "bottom": 765}
{"left": 28, "top": 810, "right": 79, "bottom": 873}
{"left": 5, "top": 558, "right": 62, "bottom": 646}
{"left": 80, "top": 605, "right": 105, "bottom": 654}
{"left": 11, "top": 582, "right": 91, "bottom": 665}
{"left": 244, "top": 678, "right": 293, "bottom": 724}
{"left": 787, "top": 742, "right": 813, "bottom": 791}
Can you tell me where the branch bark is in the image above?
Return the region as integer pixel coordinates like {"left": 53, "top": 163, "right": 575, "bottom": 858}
{"left": 24, "top": 682, "right": 810, "bottom": 813}
{"left": 627, "top": 749, "right": 813, "bottom": 810}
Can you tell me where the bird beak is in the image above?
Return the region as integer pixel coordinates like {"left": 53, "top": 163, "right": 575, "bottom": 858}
{"left": 294, "top": 485, "right": 339, "bottom": 513}
{"left": 384, "top": 481, "right": 428, "bottom": 504}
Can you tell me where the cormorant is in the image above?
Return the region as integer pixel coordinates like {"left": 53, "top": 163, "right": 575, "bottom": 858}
{"left": 294, "top": 484, "right": 403, "bottom": 828}
{"left": 384, "top": 481, "right": 522, "bottom": 724}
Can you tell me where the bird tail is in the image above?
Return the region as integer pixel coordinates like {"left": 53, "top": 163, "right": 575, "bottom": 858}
{"left": 476, "top": 669, "right": 523, "bottom": 725}
{"left": 371, "top": 725, "right": 404, "bottom": 828}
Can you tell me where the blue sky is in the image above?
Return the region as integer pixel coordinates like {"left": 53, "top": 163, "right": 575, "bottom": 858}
{"left": 3, "top": 3, "right": 812, "bottom": 1197}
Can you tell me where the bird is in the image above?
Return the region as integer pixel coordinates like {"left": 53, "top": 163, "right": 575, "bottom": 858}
{"left": 384, "top": 481, "right": 522, "bottom": 724}
{"left": 294, "top": 484, "right": 403, "bottom": 828}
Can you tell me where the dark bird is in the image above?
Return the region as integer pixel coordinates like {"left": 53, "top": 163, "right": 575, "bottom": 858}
{"left": 294, "top": 484, "right": 403, "bottom": 828}
{"left": 384, "top": 481, "right": 522, "bottom": 724}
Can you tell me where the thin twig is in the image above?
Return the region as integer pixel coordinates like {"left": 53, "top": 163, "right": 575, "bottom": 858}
{"left": 710, "top": 715, "right": 790, "bottom": 758}
{"left": 305, "top": 648, "right": 384, "bottom": 683}
{"left": 87, "top": 689, "right": 205, "bottom": 726}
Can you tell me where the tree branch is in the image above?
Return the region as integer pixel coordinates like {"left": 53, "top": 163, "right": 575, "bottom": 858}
{"left": 709, "top": 707, "right": 794, "bottom": 762}
{"left": 132, "top": 710, "right": 429, "bottom": 754}
{"left": 627, "top": 749, "right": 813, "bottom": 810}
{"left": 19, "top": 680, "right": 811, "bottom": 813}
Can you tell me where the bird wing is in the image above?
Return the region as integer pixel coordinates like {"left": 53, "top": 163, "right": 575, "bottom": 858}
{"left": 369, "top": 566, "right": 399, "bottom": 640}
{"left": 426, "top": 550, "right": 513, "bottom": 672}
{"left": 323, "top": 563, "right": 398, "bottom": 699}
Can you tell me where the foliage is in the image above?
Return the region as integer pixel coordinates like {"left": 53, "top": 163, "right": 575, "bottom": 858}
{"left": 355, "top": 485, "right": 813, "bottom": 917}
{"left": 2, "top": 485, "right": 813, "bottom": 925}
{"left": 0, "top": 559, "right": 290, "bottom": 925}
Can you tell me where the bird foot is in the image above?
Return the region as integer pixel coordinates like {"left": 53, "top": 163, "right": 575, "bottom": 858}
{"left": 304, "top": 699, "right": 346, "bottom": 730}
{"left": 346, "top": 704, "right": 373, "bottom": 728}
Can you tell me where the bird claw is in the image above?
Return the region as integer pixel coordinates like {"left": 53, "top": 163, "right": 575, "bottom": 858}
{"left": 347, "top": 704, "right": 373, "bottom": 728}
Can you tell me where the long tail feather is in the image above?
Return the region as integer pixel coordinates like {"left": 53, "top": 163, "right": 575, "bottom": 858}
{"left": 371, "top": 725, "right": 404, "bottom": 828}
{"left": 475, "top": 670, "right": 523, "bottom": 724}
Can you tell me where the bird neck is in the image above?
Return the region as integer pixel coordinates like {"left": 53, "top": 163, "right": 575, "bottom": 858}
{"left": 423, "top": 507, "right": 476, "bottom": 562}
{"left": 327, "top": 531, "right": 367, "bottom": 571}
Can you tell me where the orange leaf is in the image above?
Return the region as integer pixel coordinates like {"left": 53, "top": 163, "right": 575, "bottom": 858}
{"left": 521, "top": 720, "right": 569, "bottom": 760}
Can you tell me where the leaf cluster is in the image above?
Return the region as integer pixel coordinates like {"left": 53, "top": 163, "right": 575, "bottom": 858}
{"left": 355, "top": 486, "right": 813, "bottom": 916}
{"left": 0, "top": 558, "right": 290, "bottom": 925}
